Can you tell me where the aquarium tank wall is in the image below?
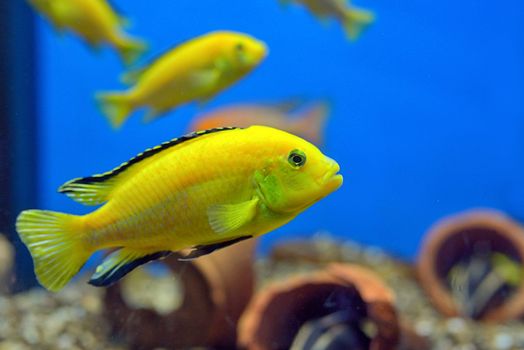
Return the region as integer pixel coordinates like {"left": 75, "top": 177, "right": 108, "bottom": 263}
{"left": 37, "top": 0, "right": 524, "bottom": 258}
{"left": 1, "top": 0, "right": 524, "bottom": 349}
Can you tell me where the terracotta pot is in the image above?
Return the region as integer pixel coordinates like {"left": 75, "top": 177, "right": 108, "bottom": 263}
{"left": 397, "top": 319, "right": 431, "bottom": 350}
{"left": 268, "top": 238, "right": 344, "bottom": 264}
{"left": 238, "top": 263, "right": 399, "bottom": 350}
{"left": 417, "top": 209, "right": 524, "bottom": 322}
{"left": 104, "top": 239, "right": 257, "bottom": 350}
{"left": 0, "top": 234, "right": 13, "bottom": 293}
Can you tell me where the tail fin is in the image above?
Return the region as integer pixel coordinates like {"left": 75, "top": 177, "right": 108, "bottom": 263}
{"left": 343, "top": 7, "right": 375, "bottom": 40}
{"left": 294, "top": 101, "right": 330, "bottom": 146}
{"left": 16, "top": 210, "right": 90, "bottom": 292}
{"left": 96, "top": 92, "right": 132, "bottom": 129}
{"left": 115, "top": 36, "right": 148, "bottom": 66}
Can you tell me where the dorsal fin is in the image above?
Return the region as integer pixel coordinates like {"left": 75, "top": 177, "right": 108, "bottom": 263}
{"left": 58, "top": 127, "right": 238, "bottom": 205}
{"left": 107, "top": 0, "right": 125, "bottom": 18}
{"left": 120, "top": 39, "right": 189, "bottom": 84}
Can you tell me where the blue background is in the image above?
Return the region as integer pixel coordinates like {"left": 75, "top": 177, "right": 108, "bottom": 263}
{"left": 35, "top": 0, "right": 524, "bottom": 259}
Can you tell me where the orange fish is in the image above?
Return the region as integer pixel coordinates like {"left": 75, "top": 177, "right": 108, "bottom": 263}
{"left": 189, "top": 101, "right": 329, "bottom": 146}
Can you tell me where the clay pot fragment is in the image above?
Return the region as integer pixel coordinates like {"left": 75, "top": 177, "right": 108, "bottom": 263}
{"left": 103, "top": 239, "right": 256, "bottom": 350}
{"left": 238, "top": 263, "right": 399, "bottom": 350}
{"left": 268, "top": 237, "right": 344, "bottom": 264}
{"left": 417, "top": 209, "right": 524, "bottom": 322}
{"left": 396, "top": 320, "right": 432, "bottom": 350}
{"left": 0, "top": 234, "right": 14, "bottom": 293}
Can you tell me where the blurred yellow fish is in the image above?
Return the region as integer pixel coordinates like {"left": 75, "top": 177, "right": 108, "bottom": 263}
{"left": 97, "top": 31, "right": 268, "bottom": 129}
{"left": 28, "top": 0, "right": 147, "bottom": 65}
{"left": 189, "top": 101, "right": 329, "bottom": 146}
{"left": 16, "top": 126, "right": 342, "bottom": 291}
{"left": 280, "top": 0, "right": 374, "bottom": 40}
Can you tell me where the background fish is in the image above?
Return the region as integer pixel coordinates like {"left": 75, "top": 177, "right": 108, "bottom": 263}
{"left": 96, "top": 31, "right": 268, "bottom": 128}
{"left": 189, "top": 101, "right": 330, "bottom": 146}
{"left": 280, "top": 0, "right": 374, "bottom": 40}
{"left": 27, "top": 0, "right": 147, "bottom": 65}
{"left": 16, "top": 126, "right": 342, "bottom": 291}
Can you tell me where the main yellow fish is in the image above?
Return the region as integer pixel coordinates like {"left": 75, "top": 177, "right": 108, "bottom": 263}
{"left": 97, "top": 31, "right": 268, "bottom": 129}
{"left": 280, "top": 0, "right": 374, "bottom": 40}
{"left": 28, "top": 0, "right": 147, "bottom": 65}
{"left": 16, "top": 126, "right": 342, "bottom": 292}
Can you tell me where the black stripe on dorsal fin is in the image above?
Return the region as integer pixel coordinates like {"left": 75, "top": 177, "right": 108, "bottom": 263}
{"left": 72, "top": 126, "right": 239, "bottom": 184}
{"left": 58, "top": 127, "right": 239, "bottom": 205}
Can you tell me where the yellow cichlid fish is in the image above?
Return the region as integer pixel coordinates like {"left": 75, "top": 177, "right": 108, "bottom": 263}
{"left": 27, "top": 0, "right": 147, "bottom": 65}
{"left": 16, "top": 126, "right": 342, "bottom": 292}
{"left": 280, "top": 0, "right": 374, "bottom": 40}
{"left": 96, "top": 31, "right": 268, "bottom": 129}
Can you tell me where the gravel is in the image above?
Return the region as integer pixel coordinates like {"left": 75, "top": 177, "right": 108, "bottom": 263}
{"left": 0, "top": 284, "right": 125, "bottom": 350}
{"left": 1, "top": 233, "right": 523, "bottom": 349}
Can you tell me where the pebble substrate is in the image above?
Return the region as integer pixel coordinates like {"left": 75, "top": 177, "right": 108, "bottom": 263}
{"left": 1, "top": 234, "right": 524, "bottom": 350}
{"left": 0, "top": 283, "right": 124, "bottom": 350}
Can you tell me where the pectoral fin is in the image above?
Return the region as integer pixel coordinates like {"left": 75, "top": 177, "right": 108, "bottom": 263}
{"left": 190, "top": 68, "right": 221, "bottom": 89}
{"left": 207, "top": 197, "right": 259, "bottom": 235}
{"left": 89, "top": 248, "right": 171, "bottom": 287}
{"left": 179, "top": 236, "right": 252, "bottom": 261}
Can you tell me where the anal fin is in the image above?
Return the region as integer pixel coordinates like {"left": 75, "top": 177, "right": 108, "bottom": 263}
{"left": 178, "top": 236, "right": 252, "bottom": 261}
{"left": 89, "top": 248, "right": 171, "bottom": 287}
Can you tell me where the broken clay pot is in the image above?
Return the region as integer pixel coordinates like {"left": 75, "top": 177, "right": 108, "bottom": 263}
{"left": 104, "top": 239, "right": 257, "bottom": 349}
{"left": 0, "top": 234, "right": 13, "bottom": 293}
{"left": 237, "top": 263, "right": 400, "bottom": 350}
{"left": 417, "top": 209, "right": 524, "bottom": 322}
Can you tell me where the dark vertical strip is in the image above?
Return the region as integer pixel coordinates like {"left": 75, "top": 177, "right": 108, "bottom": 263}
{"left": 0, "top": 2, "right": 8, "bottom": 243}
{"left": 0, "top": 0, "right": 39, "bottom": 291}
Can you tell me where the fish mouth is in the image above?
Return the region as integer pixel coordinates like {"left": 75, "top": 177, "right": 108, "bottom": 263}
{"left": 255, "top": 41, "right": 269, "bottom": 60}
{"left": 321, "top": 160, "right": 343, "bottom": 192}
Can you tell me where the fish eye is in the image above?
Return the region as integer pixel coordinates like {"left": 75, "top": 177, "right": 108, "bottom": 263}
{"left": 235, "top": 42, "right": 245, "bottom": 52}
{"left": 288, "top": 150, "right": 306, "bottom": 168}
